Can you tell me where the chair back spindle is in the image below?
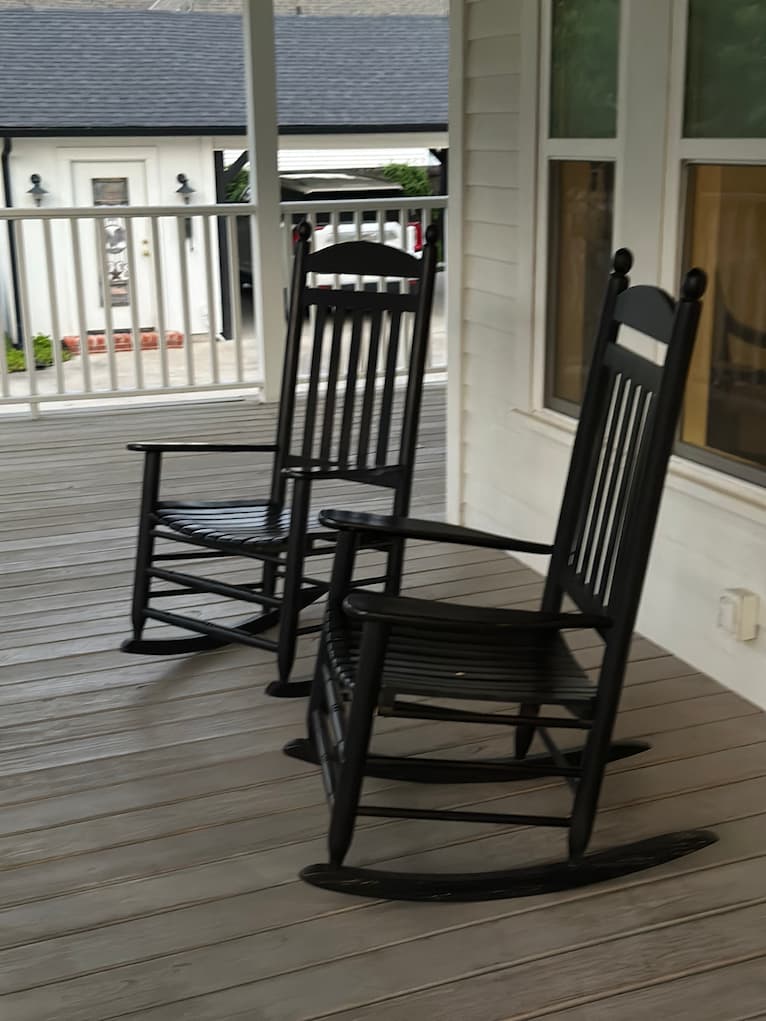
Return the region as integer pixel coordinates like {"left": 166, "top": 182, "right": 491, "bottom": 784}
{"left": 271, "top": 222, "right": 439, "bottom": 494}
{"left": 544, "top": 253, "right": 706, "bottom": 668}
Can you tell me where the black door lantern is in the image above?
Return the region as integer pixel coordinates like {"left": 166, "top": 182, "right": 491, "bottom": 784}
{"left": 28, "top": 173, "right": 47, "bottom": 206}
{"left": 176, "top": 173, "right": 195, "bottom": 244}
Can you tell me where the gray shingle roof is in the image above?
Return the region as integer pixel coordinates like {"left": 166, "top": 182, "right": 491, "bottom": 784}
{"left": 0, "top": 11, "right": 448, "bottom": 135}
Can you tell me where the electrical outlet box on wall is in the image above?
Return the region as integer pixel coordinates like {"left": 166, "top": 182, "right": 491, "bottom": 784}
{"left": 718, "top": 589, "right": 760, "bottom": 642}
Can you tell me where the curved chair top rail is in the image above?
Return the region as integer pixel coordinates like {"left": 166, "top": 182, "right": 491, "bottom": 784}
{"left": 614, "top": 268, "right": 706, "bottom": 346}
{"left": 304, "top": 239, "right": 423, "bottom": 279}
{"left": 614, "top": 286, "right": 676, "bottom": 344}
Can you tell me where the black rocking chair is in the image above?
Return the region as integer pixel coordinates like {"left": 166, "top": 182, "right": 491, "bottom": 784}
{"left": 121, "top": 221, "right": 439, "bottom": 697}
{"left": 287, "top": 250, "right": 717, "bottom": 900}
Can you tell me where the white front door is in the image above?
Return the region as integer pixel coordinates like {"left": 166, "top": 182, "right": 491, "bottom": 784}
{"left": 71, "top": 160, "right": 155, "bottom": 331}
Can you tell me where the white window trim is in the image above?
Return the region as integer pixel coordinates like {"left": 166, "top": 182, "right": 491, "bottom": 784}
{"left": 518, "top": 399, "right": 766, "bottom": 523}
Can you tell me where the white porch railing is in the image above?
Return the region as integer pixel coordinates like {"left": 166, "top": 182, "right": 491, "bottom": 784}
{"left": 0, "top": 195, "right": 446, "bottom": 415}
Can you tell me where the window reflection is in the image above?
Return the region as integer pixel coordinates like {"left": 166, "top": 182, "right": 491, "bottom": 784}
{"left": 682, "top": 165, "right": 766, "bottom": 471}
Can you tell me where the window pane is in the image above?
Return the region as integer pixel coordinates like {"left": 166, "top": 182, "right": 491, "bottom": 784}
{"left": 546, "top": 161, "right": 615, "bottom": 408}
{"left": 681, "top": 165, "right": 766, "bottom": 474}
{"left": 550, "top": 0, "right": 620, "bottom": 138}
{"left": 685, "top": 0, "right": 766, "bottom": 138}
{"left": 92, "top": 177, "right": 130, "bottom": 309}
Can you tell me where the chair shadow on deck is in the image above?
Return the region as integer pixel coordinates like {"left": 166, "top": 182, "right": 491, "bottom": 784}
{"left": 121, "top": 221, "right": 439, "bottom": 697}
{"left": 286, "top": 249, "right": 719, "bottom": 902}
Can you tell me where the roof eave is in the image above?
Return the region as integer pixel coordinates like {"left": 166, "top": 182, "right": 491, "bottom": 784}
{"left": 1, "top": 122, "right": 448, "bottom": 139}
{"left": 0, "top": 125, "right": 248, "bottom": 138}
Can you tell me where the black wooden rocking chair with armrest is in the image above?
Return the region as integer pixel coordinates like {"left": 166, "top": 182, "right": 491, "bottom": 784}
{"left": 121, "top": 221, "right": 439, "bottom": 697}
{"left": 286, "top": 250, "right": 718, "bottom": 900}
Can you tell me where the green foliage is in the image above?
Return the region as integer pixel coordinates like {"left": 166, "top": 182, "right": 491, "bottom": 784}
{"left": 685, "top": 0, "right": 766, "bottom": 137}
{"left": 5, "top": 341, "right": 25, "bottom": 373}
{"left": 5, "top": 333, "right": 72, "bottom": 373}
{"left": 380, "top": 163, "right": 432, "bottom": 197}
{"left": 225, "top": 166, "right": 250, "bottom": 202}
{"left": 550, "top": 0, "right": 619, "bottom": 138}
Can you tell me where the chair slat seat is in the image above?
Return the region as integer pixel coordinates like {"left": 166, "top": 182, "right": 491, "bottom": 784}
{"left": 326, "top": 612, "right": 597, "bottom": 706}
{"left": 154, "top": 504, "right": 331, "bottom": 551}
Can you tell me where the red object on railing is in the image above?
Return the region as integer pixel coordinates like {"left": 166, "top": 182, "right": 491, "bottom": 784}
{"left": 409, "top": 220, "right": 424, "bottom": 252}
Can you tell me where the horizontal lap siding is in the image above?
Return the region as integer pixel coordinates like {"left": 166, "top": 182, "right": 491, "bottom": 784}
{"left": 460, "top": 0, "right": 529, "bottom": 525}
{"left": 466, "top": 149, "right": 520, "bottom": 187}
{"left": 464, "top": 255, "right": 518, "bottom": 296}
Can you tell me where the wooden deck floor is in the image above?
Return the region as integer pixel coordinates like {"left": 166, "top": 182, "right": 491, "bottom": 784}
{"left": 1, "top": 385, "right": 765, "bottom": 1021}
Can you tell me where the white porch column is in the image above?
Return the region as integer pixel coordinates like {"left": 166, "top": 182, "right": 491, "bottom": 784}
{"left": 446, "top": 0, "right": 465, "bottom": 523}
{"left": 242, "top": 0, "right": 284, "bottom": 402}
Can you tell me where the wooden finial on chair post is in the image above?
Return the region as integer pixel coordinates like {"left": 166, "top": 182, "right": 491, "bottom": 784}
{"left": 612, "top": 248, "right": 633, "bottom": 278}
{"left": 681, "top": 267, "right": 707, "bottom": 302}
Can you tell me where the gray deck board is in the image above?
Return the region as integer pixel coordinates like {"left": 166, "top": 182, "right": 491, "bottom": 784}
{"left": 0, "top": 385, "right": 764, "bottom": 1020}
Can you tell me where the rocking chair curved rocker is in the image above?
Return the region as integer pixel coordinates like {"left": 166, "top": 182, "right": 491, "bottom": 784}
{"left": 287, "top": 250, "right": 718, "bottom": 900}
{"left": 121, "top": 221, "right": 439, "bottom": 696}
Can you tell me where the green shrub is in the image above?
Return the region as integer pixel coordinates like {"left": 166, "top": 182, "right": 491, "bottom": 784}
{"left": 5, "top": 333, "right": 72, "bottom": 373}
{"left": 380, "top": 164, "right": 445, "bottom": 261}
{"left": 5, "top": 342, "right": 25, "bottom": 372}
{"left": 380, "top": 163, "right": 432, "bottom": 198}
{"left": 225, "top": 166, "right": 250, "bottom": 202}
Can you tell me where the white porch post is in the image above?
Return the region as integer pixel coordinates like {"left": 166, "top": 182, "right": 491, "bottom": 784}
{"left": 446, "top": 0, "right": 465, "bottom": 523}
{"left": 242, "top": 0, "right": 284, "bottom": 402}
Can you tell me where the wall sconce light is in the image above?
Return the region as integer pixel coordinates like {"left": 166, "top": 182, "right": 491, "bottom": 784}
{"left": 176, "top": 173, "right": 195, "bottom": 204}
{"left": 28, "top": 173, "right": 47, "bottom": 207}
{"left": 176, "top": 173, "right": 195, "bottom": 247}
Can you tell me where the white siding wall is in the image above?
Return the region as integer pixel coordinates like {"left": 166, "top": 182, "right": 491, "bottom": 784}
{"left": 453, "top": 0, "right": 766, "bottom": 708}
{"left": 457, "top": 0, "right": 539, "bottom": 533}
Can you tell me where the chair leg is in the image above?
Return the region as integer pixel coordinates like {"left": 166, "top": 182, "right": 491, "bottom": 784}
{"left": 267, "top": 478, "right": 312, "bottom": 698}
{"left": 282, "top": 532, "right": 361, "bottom": 756}
{"left": 383, "top": 536, "right": 406, "bottom": 595}
{"left": 328, "top": 621, "right": 388, "bottom": 867}
{"left": 514, "top": 703, "right": 540, "bottom": 760}
{"left": 262, "top": 560, "right": 279, "bottom": 599}
{"left": 127, "top": 452, "right": 161, "bottom": 644}
{"left": 282, "top": 641, "right": 329, "bottom": 764}
{"left": 568, "top": 714, "right": 616, "bottom": 861}
{"left": 268, "top": 573, "right": 308, "bottom": 697}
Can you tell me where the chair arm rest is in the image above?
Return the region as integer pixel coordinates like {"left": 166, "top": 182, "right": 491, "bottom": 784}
{"left": 343, "top": 592, "right": 612, "bottom": 634}
{"left": 318, "top": 510, "right": 553, "bottom": 556}
{"left": 126, "top": 442, "right": 278, "bottom": 454}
